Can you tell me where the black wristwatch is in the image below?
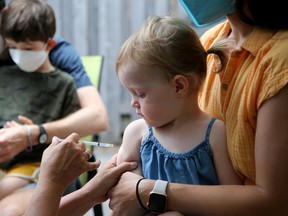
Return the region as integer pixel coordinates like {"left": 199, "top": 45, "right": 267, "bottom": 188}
{"left": 38, "top": 124, "right": 48, "bottom": 144}
{"left": 147, "top": 180, "right": 168, "bottom": 214}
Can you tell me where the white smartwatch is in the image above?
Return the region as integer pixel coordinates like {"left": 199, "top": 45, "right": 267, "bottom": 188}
{"left": 147, "top": 180, "right": 168, "bottom": 214}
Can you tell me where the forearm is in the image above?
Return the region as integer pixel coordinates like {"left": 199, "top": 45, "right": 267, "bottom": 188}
{"left": 23, "top": 108, "right": 103, "bottom": 146}
{"left": 59, "top": 184, "right": 101, "bottom": 216}
{"left": 43, "top": 105, "right": 107, "bottom": 141}
{"left": 44, "top": 87, "right": 108, "bottom": 142}
{"left": 168, "top": 184, "right": 260, "bottom": 215}
{"left": 139, "top": 180, "right": 284, "bottom": 216}
{"left": 19, "top": 87, "right": 108, "bottom": 144}
{"left": 25, "top": 179, "right": 64, "bottom": 216}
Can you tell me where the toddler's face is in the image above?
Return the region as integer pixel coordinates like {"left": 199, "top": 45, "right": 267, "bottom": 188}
{"left": 118, "top": 61, "right": 181, "bottom": 128}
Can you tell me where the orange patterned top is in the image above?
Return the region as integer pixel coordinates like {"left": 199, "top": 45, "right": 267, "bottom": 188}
{"left": 199, "top": 20, "right": 288, "bottom": 184}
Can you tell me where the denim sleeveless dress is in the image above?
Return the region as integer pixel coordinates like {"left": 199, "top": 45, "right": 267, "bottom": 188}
{"left": 140, "top": 118, "right": 219, "bottom": 185}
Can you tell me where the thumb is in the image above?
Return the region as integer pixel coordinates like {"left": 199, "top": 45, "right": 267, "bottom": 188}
{"left": 18, "top": 115, "right": 34, "bottom": 125}
{"left": 112, "top": 161, "right": 138, "bottom": 174}
{"left": 51, "top": 136, "right": 61, "bottom": 145}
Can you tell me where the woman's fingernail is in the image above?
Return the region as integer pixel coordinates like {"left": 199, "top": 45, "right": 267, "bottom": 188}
{"left": 52, "top": 136, "right": 60, "bottom": 143}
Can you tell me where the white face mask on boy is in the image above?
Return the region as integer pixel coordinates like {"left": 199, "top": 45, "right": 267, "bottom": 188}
{"left": 9, "top": 48, "right": 48, "bottom": 72}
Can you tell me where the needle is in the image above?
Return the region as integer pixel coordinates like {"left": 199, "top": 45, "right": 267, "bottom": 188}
{"left": 82, "top": 141, "right": 114, "bottom": 148}
{"left": 59, "top": 139, "right": 114, "bottom": 148}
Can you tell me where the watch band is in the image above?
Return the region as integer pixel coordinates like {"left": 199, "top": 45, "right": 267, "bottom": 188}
{"left": 152, "top": 180, "right": 168, "bottom": 194}
{"left": 38, "top": 124, "right": 48, "bottom": 144}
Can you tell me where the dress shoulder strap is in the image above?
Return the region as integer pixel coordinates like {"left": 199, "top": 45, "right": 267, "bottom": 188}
{"left": 204, "top": 118, "right": 217, "bottom": 141}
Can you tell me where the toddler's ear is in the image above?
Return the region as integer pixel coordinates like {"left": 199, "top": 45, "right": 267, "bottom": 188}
{"left": 173, "top": 75, "right": 189, "bottom": 96}
{"left": 47, "top": 38, "right": 57, "bottom": 50}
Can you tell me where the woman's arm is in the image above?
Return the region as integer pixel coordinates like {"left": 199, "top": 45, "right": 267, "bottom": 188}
{"left": 109, "top": 85, "right": 288, "bottom": 215}
{"left": 25, "top": 134, "right": 137, "bottom": 216}
{"left": 210, "top": 119, "right": 242, "bottom": 184}
{"left": 24, "top": 133, "right": 100, "bottom": 216}
{"left": 58, "top": 155, "right": 137, "bottom": 216}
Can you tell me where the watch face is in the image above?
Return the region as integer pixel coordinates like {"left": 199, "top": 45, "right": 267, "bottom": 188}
{"left": 148, "top": 193, "right": 167, "bottom": 213}
{"left": 39, "top": 134, "right": 48, "bottom": 144}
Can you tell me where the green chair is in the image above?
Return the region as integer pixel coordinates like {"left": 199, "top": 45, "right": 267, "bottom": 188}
{"left": 81, "top": 55, "right": 103, "bottom": 90}
{"left": 80, "top": 55, "right": 104, "bottom": 142}
{"left": 80, "top": 55, "right": 104, "bottom": 216}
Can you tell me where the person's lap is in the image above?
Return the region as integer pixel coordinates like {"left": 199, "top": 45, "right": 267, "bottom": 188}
{"left": 0, "top": 177, "right": 79, "bottom": 215}
{"left": 0, "top": 187, "right": 34, "bottom": 216}
{"left": 0, "top": 162, "right": 39, "bottom": 201}
{"left": 0, "top": 176, "right": 30, "bottom": 199}
{"left": 0, "top": 161, "right": 79, "bottom": 215}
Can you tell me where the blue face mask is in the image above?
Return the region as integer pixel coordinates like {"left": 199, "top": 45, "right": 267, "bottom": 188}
{"left": 179, "top": 0, "right": 236, "bottom": 27}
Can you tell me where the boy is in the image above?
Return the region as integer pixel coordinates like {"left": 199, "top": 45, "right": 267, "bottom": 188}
{"left": 0, "top": 0, "right": 80, "bottom": 202}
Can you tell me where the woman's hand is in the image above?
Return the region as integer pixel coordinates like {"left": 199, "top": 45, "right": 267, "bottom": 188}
{"left": 57, "top": 153, "right": 138, "bottom": 216}
{"left": 39, "top": 133, "right": 100, "bottom": 191}
{"left": 109, "top": 171, "right": 148, "bottom": 216}
{"left": 25, "top": 133, "right": 101, "bottom": 216}
{"left": 80, "top": 154, "right": 138, "bottom": 205}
